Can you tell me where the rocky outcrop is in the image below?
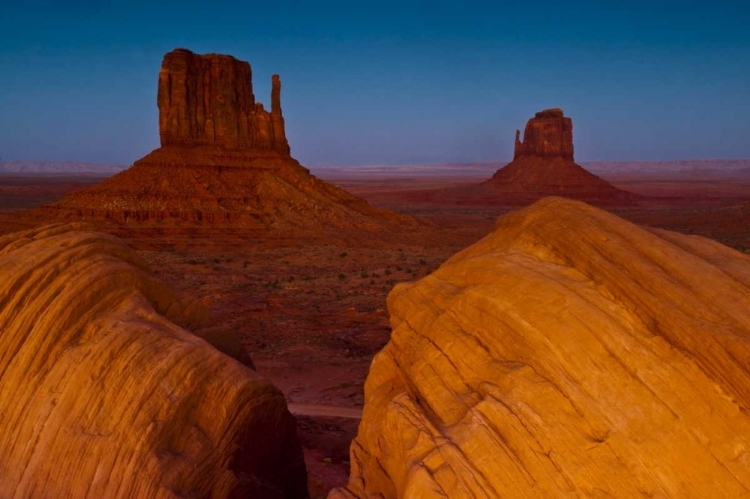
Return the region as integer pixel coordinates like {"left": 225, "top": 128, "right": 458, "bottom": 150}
{"left": 513, "top": 108, "right": 573, "bottom": 160}
{"left": 332, "top": 197, "right": 750, "bottom": 498}
{"left": 483, "top": 108, "right": 638, "bottom": 205}
{"left": 41, "top": 49, "right": 415, "bottom": 229}
{"left": 158, "top": 48, "right": 289, "bottom": 154}
{"left": 0, "top": 223, "right": 308, "bottom": 498}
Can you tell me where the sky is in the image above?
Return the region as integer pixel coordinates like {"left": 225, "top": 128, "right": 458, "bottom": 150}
{"left": 0, "top": 0, "right": 749, "bottom": 166}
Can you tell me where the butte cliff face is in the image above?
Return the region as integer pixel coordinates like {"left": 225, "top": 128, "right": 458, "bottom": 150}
{"left": 332, "top": 197, "right": 750, "bottom": 498}
{"left": 43, "top": 49, "right": 414, "bottom": 229}
{"left": 513, "top": 108, "right": 574, "bottom": 160}
{"left": 483, "top": 108, "right": 638, "bottom": 205}
{"left": 0, "top": 223, "right": 308, "bottom": 498}
{"left": 157, "top": 48, "right": 289, "bottom": 154}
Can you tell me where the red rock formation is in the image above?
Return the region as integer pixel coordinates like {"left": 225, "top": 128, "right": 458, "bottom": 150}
{"left": 332, "top": 197, "right": 750, "bottom": 498}
{"left": 0, "top": 223, "right": 308, "bottom": 498}
{"left": 513, "top": 108, "right": 574, "bottom": 160}
{"left": 482, "top": 108, "right": 638, "bottom": 204}
{"left": 157, "top": 48, "right": 289, "bottom": 154}
{"left": 41, "top": 49, "right": 417, "bottom": 229}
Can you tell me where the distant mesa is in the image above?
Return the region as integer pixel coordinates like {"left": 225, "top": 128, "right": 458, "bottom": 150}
{"left": 40, "top": 48, "right": 415, "bottom": 229}
{"left": 0, "top": 160, "right": 123, "bottom": 175}
{"left": 393, "top": 108, "right": 640, "bottom": 207}
{"left": 482, "top": 108, "right": 639, "bottom": 204}
{"left": 332, "top": 197, "right": 750, "bottom": 498}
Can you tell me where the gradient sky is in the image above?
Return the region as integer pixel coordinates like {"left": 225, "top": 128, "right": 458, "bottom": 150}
{"left": 1, "top": 0, "right": 748, "bottom": 166}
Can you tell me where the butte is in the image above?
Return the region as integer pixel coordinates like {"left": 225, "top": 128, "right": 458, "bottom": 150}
{"left": 411, "top": 108, "right": 640, "bottom": 207}
{"left": 41, "top": 48, "right": 414, "bottom": 231}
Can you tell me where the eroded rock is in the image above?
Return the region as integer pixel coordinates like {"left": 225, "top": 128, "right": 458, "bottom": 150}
{"left": 41, "top": 49, "right": 415, "bottom": 230}
{"left": 0, "top": 223, "right": 308, "bottom": 498}
{"left": 333, "top": 197, "right": 750, "bottom": 498}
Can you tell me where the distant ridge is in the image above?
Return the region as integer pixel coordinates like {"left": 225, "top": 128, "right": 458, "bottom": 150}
{"left": 0, "top": 161, "right": 124, "bottom": 175}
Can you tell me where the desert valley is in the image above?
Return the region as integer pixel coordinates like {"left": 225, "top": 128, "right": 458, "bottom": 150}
{"left": 1, "top": 7, "right": 750, "bottom": 497}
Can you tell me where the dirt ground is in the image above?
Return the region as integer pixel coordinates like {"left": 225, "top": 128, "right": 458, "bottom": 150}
{"left": 1, "top": 170, "right": 749, "bottom": 497}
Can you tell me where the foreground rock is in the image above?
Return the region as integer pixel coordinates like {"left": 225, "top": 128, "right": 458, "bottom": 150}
{"left": 332, "top": 197, "right": 750, "bottom": 498}
{"left": 41, "top": 49, "right": 415, "bottom": 229}
{"left": 0, "top": 223, "right": 307, "bottom": 498}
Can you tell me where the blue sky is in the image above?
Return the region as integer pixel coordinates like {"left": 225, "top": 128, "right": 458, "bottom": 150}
{"left": 1, "top": 0, "right": 748, "bottom": 166}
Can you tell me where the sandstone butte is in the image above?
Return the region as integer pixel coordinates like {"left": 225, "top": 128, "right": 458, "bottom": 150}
{"left": 0, "top": 223, "right": 308, "bottom": 498}
{"left": 41, "top": 48, "right": 412, "bottom": 229}
{"left": 331, "top": 197, "right": 750, "bottom": 498}
{"left": 482, "top": 109, "right": 638, "bottom": 204}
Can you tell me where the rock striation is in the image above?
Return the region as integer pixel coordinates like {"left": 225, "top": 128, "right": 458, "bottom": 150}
{"left": 332, "top": 197, "right": 750, "bottom": 498}
{"left": 483, "top": 108, "right": 638, "bottom": 205}
{"left": 42, "top": 49, "right": 414, "bottom": 229}
{"left": 0, "top": 223, "right": 308, "bottom": 498}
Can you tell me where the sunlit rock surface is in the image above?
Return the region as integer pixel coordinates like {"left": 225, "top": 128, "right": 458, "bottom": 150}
{"left": 333, "top": 197, "right": 750, "bottom": 498}
{"left": 0, "top": 223, "right": 308, "bottom": 498}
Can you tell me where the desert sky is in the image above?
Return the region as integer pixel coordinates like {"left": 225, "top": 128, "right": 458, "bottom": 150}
{"left": 1, "top": 0, "right": 748, "bottom": 165}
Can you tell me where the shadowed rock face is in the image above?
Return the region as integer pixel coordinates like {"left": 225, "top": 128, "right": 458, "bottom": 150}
{"left": 158, "top": 48, "right": 290, "bottom": 154}
{"left": 0, "top": 223, "right": 308, "bottom": 498}
{"left": 332, "top": 197, "right": 750, "bottom": 498}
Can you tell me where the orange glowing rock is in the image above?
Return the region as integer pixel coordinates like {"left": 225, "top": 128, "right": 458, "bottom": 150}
{"left": 0, "top": 223, "right": 308, "bottom": 498}
{"left": 333, "top": 197, "right": 750, "bottom": 498}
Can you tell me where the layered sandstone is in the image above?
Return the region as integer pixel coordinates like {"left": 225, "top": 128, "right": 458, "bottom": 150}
{"left": 332, "top": 197, "right": 750, "bottom": 498}
{"left": 0, "top": 223, "right": 308, "bottom": 498}
{"left": 42, "top": 49, "right": 414, "bottom": 229}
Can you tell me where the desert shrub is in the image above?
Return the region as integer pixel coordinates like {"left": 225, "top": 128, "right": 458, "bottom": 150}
{"left": 360, "top": 271, "right": 369, "bottom": 278}
{"left": 419, "top": 259, "right": 426, "bottom": 265}
{"left": 340, "top": 252, "right": 348, "bottom": 258}
{"left": 385, "top": 269, "right": 392, "bottom": 275}
{"left": 338, "top": 273, "right": 346, "bottom": 280}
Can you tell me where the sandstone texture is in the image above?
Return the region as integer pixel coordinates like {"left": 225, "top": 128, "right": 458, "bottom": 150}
{"left": 484, "top": 109, "right": 638, "bottom": 204}
{"left": 332, "top": 197, "right": 750, "bottom": 498}
{"left": 42, "top": 49, "right": 415, "bottom": 229}
{"left": 0, "top": 223, "right": 307, "bottom": 498}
